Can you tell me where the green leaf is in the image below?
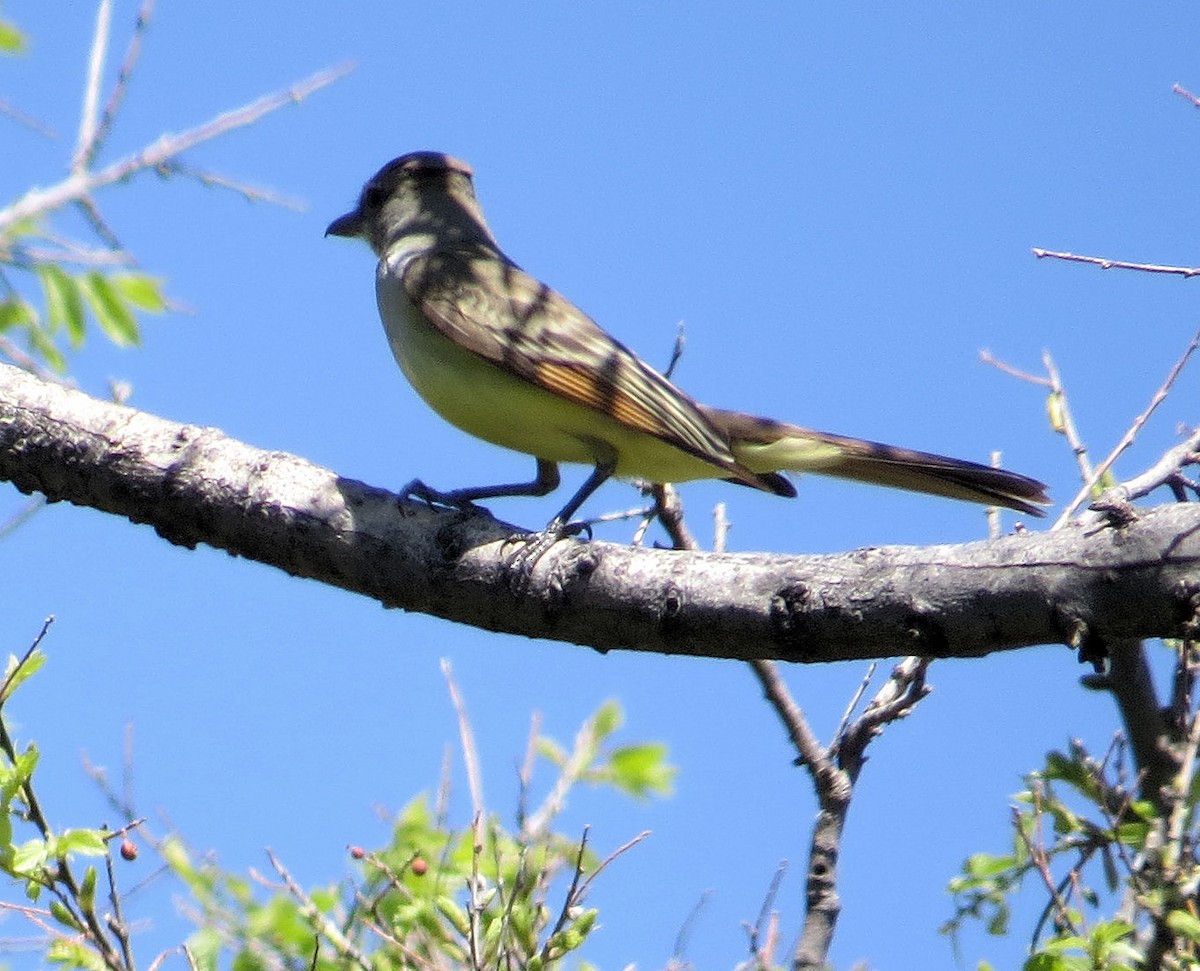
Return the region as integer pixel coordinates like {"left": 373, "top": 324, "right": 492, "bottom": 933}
{"left": 25, "top": 326, "right": 66, "bottom": 372}
{"left": 0, "top": 297, "right": 35, "bottom": 332}
{"left": 11, "top": 837, "right": 47, "bottom": 876}
{"left": 592, "top": 700, "right": 623, "bottom": 740}
{"left": 1167, "top": 908, "right": 1200, "bottom": 942}
{"left": 79, "top": 865, "right": 97, "bottom": 912}
{"left": 536, "top": 737, "right": 568, "bottom": 767}
{"left": 436, "top": 895, "right": 470, "bottom": 936}
{"left": 49, "top": 899, "right": 84, "bottom": 932}
{"left": 184, "top": 927, "right": 221, "bottom": 971}
{"left": 56, "top": 828, "right": 108, "bottom": 858}
{"left": 1100, "top": 844, "right": 1118, "bottom": 892}
{"left": 80, "top": 271, "right": 140, "bottom": 346}
{"left": 608, "top": 743, "right": 675, "bottom": 797}
{"left": 47, "top": 938, "right": 108, "bottom": 971}
{"left": 37, "top": 264, "right": 86, "bottom": 345}
{"left": 1024, "top": 955, "right": 1075, "bottom": 971}
{"left": 965, "top": 852, "right": 1017, "bottom": 879}
{"left": 0, "top": 19, "right": 26, "bottom": 54}
{"left": 0, "top": 648, "right": 46, "bottom": 703}
{"left": 111, "top": 272, "right": 167, "bottom": 312}
{"left": 1040, "top": 935, "right": 1088, "bottom": 955}
{"left": 0, "top": 811, "right": 13, "bottom": 855}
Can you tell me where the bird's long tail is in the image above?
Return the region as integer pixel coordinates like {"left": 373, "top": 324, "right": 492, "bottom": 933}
{"left": 706, "top": 407, "right": 1051, "bottom": 516}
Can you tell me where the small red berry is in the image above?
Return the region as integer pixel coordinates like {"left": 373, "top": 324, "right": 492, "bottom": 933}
{"left": 349, "top": 846, "right": 365, "bottom": 860}
{"left": 411, "top": 857, "right": 427, "bottom": 876}
{"left": 119, "top": 839, "right": 138, "bottom": 861}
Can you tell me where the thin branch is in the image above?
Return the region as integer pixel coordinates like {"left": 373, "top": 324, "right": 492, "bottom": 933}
{"left": 153, "top": 161, "right": 306, "bottom": 211}
{"left": 1173, "top": 83, "right": 1200, "bottom": 109}
{"left": 831, "top": 663, "right": 877, "bottom": 748}
{"left": 0, "top": 63, "right": 354, "bottom": 233}
{"left": 1055, "top": 325, "right": 1200, "bottom": 526}
{"left": 749, "top": 661, "right": 829, "bottom": 772}
{"left": 73, "top": 0, "right": 113, "bottom": 171}
{"left": 441, "top": 660, "right": 484, "bottom": 821}
{"left": 1081, "top": 427, "right": 1200, "bottom": 524}
{"left": 979, "top": 350, "right": 1052, "bottom": 387}
{"left": 832, "top": 656, "right": 931, "bottom": 780}
{"left": 578, "top": 829, "right": 651, "bottom": 896}
{"left": 981, "top": 349, "right": 1093, "bottom": 488}
{"left": 0, "top": 98, "right": 56, "bottom": 138}
{"left": 0, "top": 494, "right": 46, "bottom": 541}
{"left": 1042, "top": 351, "right": 1095, "bottom": 487}
{"left": 540, "top": 827, "right": 589, "bottom": 959}
{"left": 1013, "top": 798, "right": 1081, "bottom": 938}
{"left": 86, "top": 0, "right": 158, "bottom": 168}
{"left": 1032, "top": 248, "right": 1200, "bottom": 279}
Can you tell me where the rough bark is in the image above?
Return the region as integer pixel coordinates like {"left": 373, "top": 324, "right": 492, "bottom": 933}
{"left": 2, "top": 363, "right": 1197, "bottom": 663}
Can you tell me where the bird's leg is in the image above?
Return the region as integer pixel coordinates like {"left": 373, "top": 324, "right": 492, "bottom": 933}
{"left": 403, "top": 459, "right": 561, "bottom": 513}
{"left": 504, "top": 460, "right": 616, "bottom": 585}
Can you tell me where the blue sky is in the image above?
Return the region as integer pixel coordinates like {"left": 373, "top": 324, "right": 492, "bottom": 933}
{"left": 5, "top": 3, "right": 1200, "bottom": 968}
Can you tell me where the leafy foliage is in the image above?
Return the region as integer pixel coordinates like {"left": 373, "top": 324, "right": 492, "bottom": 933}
{"left": 944, "top": 725, "right": 1200, "bottom": 971}
{"left": 0, "top": 640, "right": 671, "bottom": 970}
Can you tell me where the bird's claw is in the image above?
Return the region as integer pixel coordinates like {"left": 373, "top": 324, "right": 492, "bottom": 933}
{"left": 401, "top": 478, "right": 485, "bottom": 515}
{"left": 502, "top": 517, "right": 591, "bottom": 592}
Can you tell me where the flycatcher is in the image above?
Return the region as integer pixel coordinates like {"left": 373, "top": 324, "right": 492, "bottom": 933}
{"left": 327, "top": 151, "right": 1048, "bottom": 536}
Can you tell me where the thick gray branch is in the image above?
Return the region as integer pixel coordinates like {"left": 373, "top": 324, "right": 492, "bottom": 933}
{"left": 1, "top": 363, "right": 1197, "bottom": 663}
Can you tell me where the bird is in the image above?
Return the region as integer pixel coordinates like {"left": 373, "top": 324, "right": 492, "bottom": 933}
{"left": 326, "top": 151, "right": 1049, "bottom": 543}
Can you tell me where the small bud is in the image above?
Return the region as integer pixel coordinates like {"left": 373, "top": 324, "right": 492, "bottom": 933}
{"left": 119, "top": 839, "right": 138, "bottom": 861}
{"left": 348, "top": 846, "right": 365, "bottom": 860}
{"left": 411, "top": 856, "right": 428, "bottom": 876}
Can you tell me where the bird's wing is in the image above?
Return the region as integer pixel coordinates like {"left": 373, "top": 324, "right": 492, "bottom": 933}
{"left": 403, "top": 248, "right": 745, "bottom": 473}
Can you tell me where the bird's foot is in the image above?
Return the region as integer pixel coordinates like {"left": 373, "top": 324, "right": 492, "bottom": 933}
{"left": 401, "top": 478, "right": 486, "bottom": 516}
{"left": 503, "top": 517, "right": 592, "bottom": 592}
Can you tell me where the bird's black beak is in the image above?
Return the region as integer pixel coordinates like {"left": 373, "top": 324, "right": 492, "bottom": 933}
{"left": 325, "top": 209, "right": 364, "bottom": 238}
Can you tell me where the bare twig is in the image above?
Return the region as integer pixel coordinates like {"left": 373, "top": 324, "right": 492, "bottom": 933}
{"left": 578, "top": 829, "right": 651, "bottom": 896}
{"left": 981, "top": 349, "right": 1093, "bottom": 488}
{"left": 670, "top": 890, "right": 712, "bottom": 969}
{"left": 0, "top": 63, "right": 354, "bottom": 233}
{"left": 1032, "top": 248, "right": 1200, "bottom": 278}
{"left": 831, "top": 664, "right": 877, "bottom": 748}
{"left": 1173, "top": 83, "right": 1200, "bottom": 110}
{"left": 0, "top": 494, "right": 46, "bottom": 540}
{"left": 540, "top": 827, "right": 589, "bottom": 958}
{"left": 1081, "top": 427, "right": 1200, "bottom": 523}
{"left": 86, "top": 0, "right": 158, "bottom": 168}
{"left": 441, "top": 660, "right": 484, "bottom": 820}
{"left": 1042, "top": 351, "right": 1095, "bottom": 486}
{"left": 0, "top": 98, "right": 56, "bottom": 138}
{"left": 1013, "top": 797, "right": 1081, "bottom": 937}
{"left": 73, "top": 0, "right": 113, "bottom": 170}
{"left": 979, "top": 350, "right": 1051, "bottom": 387}
{"left": 832, "top": 657, "right": 931, "bottom": 777}
{"left": 663, "top": 322, "right": 687, "bottom": 380}
{"left": 1055, "top": 326, "right": 1200, "bottom": 527}
{"left": 744, "top": 861, "right": 788, "bottom": 964}
{"left": 153, "top": 161, "right": 306, "bottom": 211}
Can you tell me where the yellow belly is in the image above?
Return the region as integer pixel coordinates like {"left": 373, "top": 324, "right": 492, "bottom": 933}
{"left": 375, "top": 269, "right": 726, "bottom": 484}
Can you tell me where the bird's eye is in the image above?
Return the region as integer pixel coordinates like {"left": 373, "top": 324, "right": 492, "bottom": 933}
{"left": 362, "top": 183, "right": 387, "bottom": 210}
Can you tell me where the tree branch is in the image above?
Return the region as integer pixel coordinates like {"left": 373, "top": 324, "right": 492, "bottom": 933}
{"left": 1, "top": 363, "right": 1198, "bottom": 663}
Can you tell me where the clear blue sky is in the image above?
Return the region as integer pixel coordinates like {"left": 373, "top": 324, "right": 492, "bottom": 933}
{"left": 5, "top": 3, "right": 1200, "bottom": 968}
